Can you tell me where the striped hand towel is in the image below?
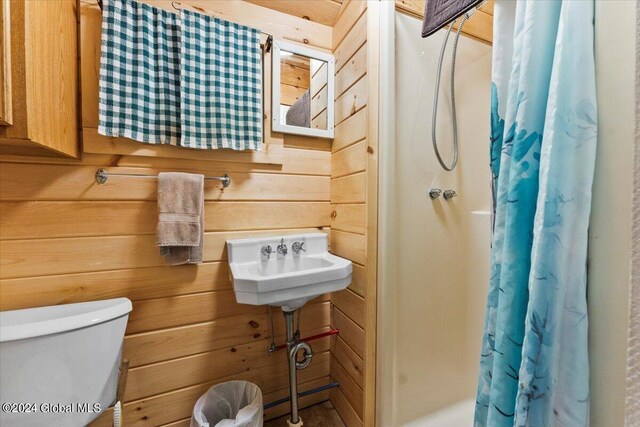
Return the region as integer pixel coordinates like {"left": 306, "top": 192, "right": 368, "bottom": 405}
{"left": 98, "top": 0, "right": 181, "bottom": 145}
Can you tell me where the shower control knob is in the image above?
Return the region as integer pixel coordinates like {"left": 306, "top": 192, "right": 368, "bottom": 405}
{"left": 428, "top": 188, "right": 442, "bottom": 199}
{"left": 443, "top": 189, "right": 457, "bottom": 200}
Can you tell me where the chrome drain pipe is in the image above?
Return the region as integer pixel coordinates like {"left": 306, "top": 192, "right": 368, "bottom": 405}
{"left": 283, "top": 310, "right": 314, "bottom": 425}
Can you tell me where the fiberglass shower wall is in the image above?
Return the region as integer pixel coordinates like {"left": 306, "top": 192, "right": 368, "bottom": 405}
{"left": 378, "top": 12, "right": 493, "bottom": 426}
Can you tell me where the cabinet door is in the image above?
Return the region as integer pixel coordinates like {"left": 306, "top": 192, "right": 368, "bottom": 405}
{"left": 0, "top": 0, "right": 11, "bottom": 126}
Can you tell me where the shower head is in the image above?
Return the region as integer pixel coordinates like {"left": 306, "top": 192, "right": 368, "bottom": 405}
{"left": 421, "top": 0, "right": 486, "bottom": 38}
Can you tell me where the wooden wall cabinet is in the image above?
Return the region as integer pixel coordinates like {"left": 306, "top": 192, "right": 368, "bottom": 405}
{"left": 0, "top": 0, "right": 12, "bottom": 127}
{"left": 0, "top": 0, "right": 79, "bottom": 158}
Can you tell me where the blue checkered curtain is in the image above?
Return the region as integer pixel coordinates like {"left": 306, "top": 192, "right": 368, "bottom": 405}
{"left": 98, "top": 0, "right": 181, "bottom": 145}
{"left": 179, "top": 10, "right": 263, "bottom": 151}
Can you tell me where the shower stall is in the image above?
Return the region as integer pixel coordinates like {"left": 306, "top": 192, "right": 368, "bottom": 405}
{"left": 377, "top": 5, "right": 493, "bottom": 426}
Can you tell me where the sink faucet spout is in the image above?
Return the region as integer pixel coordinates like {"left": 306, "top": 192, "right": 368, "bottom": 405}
{"left": 277, "top": 238, "right": 288, "bottom": 257}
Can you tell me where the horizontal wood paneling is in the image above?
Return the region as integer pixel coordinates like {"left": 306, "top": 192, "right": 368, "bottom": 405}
{"left": 122, "top": 144, "right": 330, "bottom": 175}
{"left": 311, "top": 63, "right": 328, "bottom": 94}
{"left": 281, "top": 83, "right": 308, "bottom": 106}
{"left": 128, "top": 291, "right": 261, "bottom": 334}
{"left": 334, "top": 72, "right": 367, "bottom": 126}
{"left": 0, "top": 163, "right": 330, "bottom": 201}
{"left": 335, "top": 43, "right": 367, "bottom": 99}
{"left": 334, "top": 12, "right": 367, "bottom": 73}
{"left": 245, "top": 0, "right": 341, "bottom": 26}
{"left": 0, "top": 262, "right": 230, "bottom": 311}
{"left": 451, "top": 9, "right": 493, "bottom": 44}
{"left": 128, "top": 292, "right": 330, "bottom": 335}
{"left": 283, "top": 133, "right": 332, "bottom": 152}
{"left": 330, "top": 354, "right": 364, "bottom": 419}
{"left": 332, "top": 0, "right": 367, "bottom": 50}
{"left": 349, "top": 263, "right": 366, "bottom": 298}
{"left": 311, "top": 86, "right": 328, "bottom": 119}
{"left": 331, "top": 288, "right": 364, "bottom": 328}
{"left": 331, "top": 140, "right": 366, "bottom": 178}
{"left": 331, "top": 173, "right": 366, "bottom": 204}
{"left": 125, "top": 336, "right": 331, "bottom": 401}
{"left": 331, "top": 335, "right": 364, "bottom": 388}
{"left": 480, "top": 1, "right": 494, "bottom": 15}
{"left": 0, "top": 147, "right": 330, "bottom": 175}
{"left": 0, "top": 228, "right": 328, "bottom": 279}
{"left": 333, "top": 107, "right": 367, "bottom": 153}
{"left": 124, "top": 301, "right": 330, "bottom": 367}
{"left": 83, "top": 129, "right": 285, "bottom": 166}
{"left": 331, "top": 203, "right": 366, "bottom": 235}
{"left": 330, "top": 387, "right": 363, "bottom": 427}
{"left": 281, "top": 60, "right": 310, "bottom": 88}
{"left": 0, "top": 201, "right": 331, "bottom": 239}
{"left": 312, "top": 110, "right": 328, "bottom": 130}
{"left": 330, "top": 305, "right": 364, "bottom": 361}
{"left": 330, "top": 230, "right": 365, "bottom": 266}
{"left": 2, "top": 4, "right": 335, "bottom": 425}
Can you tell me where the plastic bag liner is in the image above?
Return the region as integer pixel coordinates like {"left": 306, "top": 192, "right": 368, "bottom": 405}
{"left": 190, "top": 381, "right": 263, "bottom": 427}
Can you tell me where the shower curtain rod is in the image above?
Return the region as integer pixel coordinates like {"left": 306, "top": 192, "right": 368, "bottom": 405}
{"left": 95, "top": 0, "right": 274, "bottom": 52}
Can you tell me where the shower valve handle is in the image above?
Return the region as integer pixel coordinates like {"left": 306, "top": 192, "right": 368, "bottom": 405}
{"left": 443, "top": 189, "right": 457, "bottom": 200}
{"left": 428, "top": 188, "right": 442, "bottom": 199}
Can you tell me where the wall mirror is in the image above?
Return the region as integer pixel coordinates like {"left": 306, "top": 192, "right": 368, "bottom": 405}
{"left": 272, "top": 40, "right": 335, "bottom": 139}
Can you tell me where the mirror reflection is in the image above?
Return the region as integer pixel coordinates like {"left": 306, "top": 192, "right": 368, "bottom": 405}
{"left": 278, "top": 51, "right": 329, "bottom": 131}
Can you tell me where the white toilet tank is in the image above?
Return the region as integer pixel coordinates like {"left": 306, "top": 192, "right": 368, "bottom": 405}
{"left": 0, "top": 298, "right": 132, "bottom": 427}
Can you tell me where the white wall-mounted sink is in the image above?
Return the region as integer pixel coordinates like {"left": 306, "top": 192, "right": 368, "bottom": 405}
{"left": 227, "top": 233, "right": 352, "bottom": 311}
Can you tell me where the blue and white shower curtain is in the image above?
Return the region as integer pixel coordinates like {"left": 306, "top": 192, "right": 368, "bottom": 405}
{"left": 475, "top": 1, "right": 597, "bottom": 426}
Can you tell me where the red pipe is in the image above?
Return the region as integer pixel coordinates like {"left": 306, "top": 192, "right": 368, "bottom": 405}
{"left": 275, "top": 328, "right": 339, "bottom": 351}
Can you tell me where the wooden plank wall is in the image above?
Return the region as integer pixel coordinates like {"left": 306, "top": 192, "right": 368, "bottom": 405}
{"left": 0, "top": 1, "right": 336, "bottom": 426}
{"left": 328, "top": 1, "right": 377, "bottom": 425}
{"left": 245, "top": 0, "right": 343, "bottom": 27}
{"left": 310, "top": 60, "right": 329, "bottom": 131}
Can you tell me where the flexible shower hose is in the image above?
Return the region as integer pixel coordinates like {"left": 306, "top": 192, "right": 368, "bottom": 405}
{"left": 431, "top": 12, "right": 473, "bottom": 172}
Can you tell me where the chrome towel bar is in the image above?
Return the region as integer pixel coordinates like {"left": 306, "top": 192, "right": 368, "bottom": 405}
{"left": 94, "top": 168, "right": 231, "bottom": 188}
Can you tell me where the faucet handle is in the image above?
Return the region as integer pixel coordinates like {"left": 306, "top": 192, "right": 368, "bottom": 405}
{"left": 292, "top": 241, "right": 306, "bottom": 255}
{"left": 260, "top": 244, "right": 273, "bottom": 261}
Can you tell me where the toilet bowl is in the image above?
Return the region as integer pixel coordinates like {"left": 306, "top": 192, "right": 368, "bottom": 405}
{"left": 0, "top": 298, "right": 132, "bottom": 427}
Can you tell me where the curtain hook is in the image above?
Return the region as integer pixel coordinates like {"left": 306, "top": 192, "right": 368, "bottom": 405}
{"left": 171, "top": 1, "right": 182, "bottom": 11}
{"left": 265, "top": 35, "right": 273, "bottom": 53}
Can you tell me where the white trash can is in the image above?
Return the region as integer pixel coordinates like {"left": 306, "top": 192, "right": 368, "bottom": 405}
{"left": 190, "top": 380, "right": 263, "bottom": 427}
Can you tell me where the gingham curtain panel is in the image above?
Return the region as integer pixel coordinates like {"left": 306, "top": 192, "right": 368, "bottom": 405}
{"left": 98, "top": 0, "right": 181, "bottom": 145}
{"left": 98, "top": 0, "right": 263, "bottom": 151}
{"left": 180, "top": 10, "right": 263, "bottom": 151}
